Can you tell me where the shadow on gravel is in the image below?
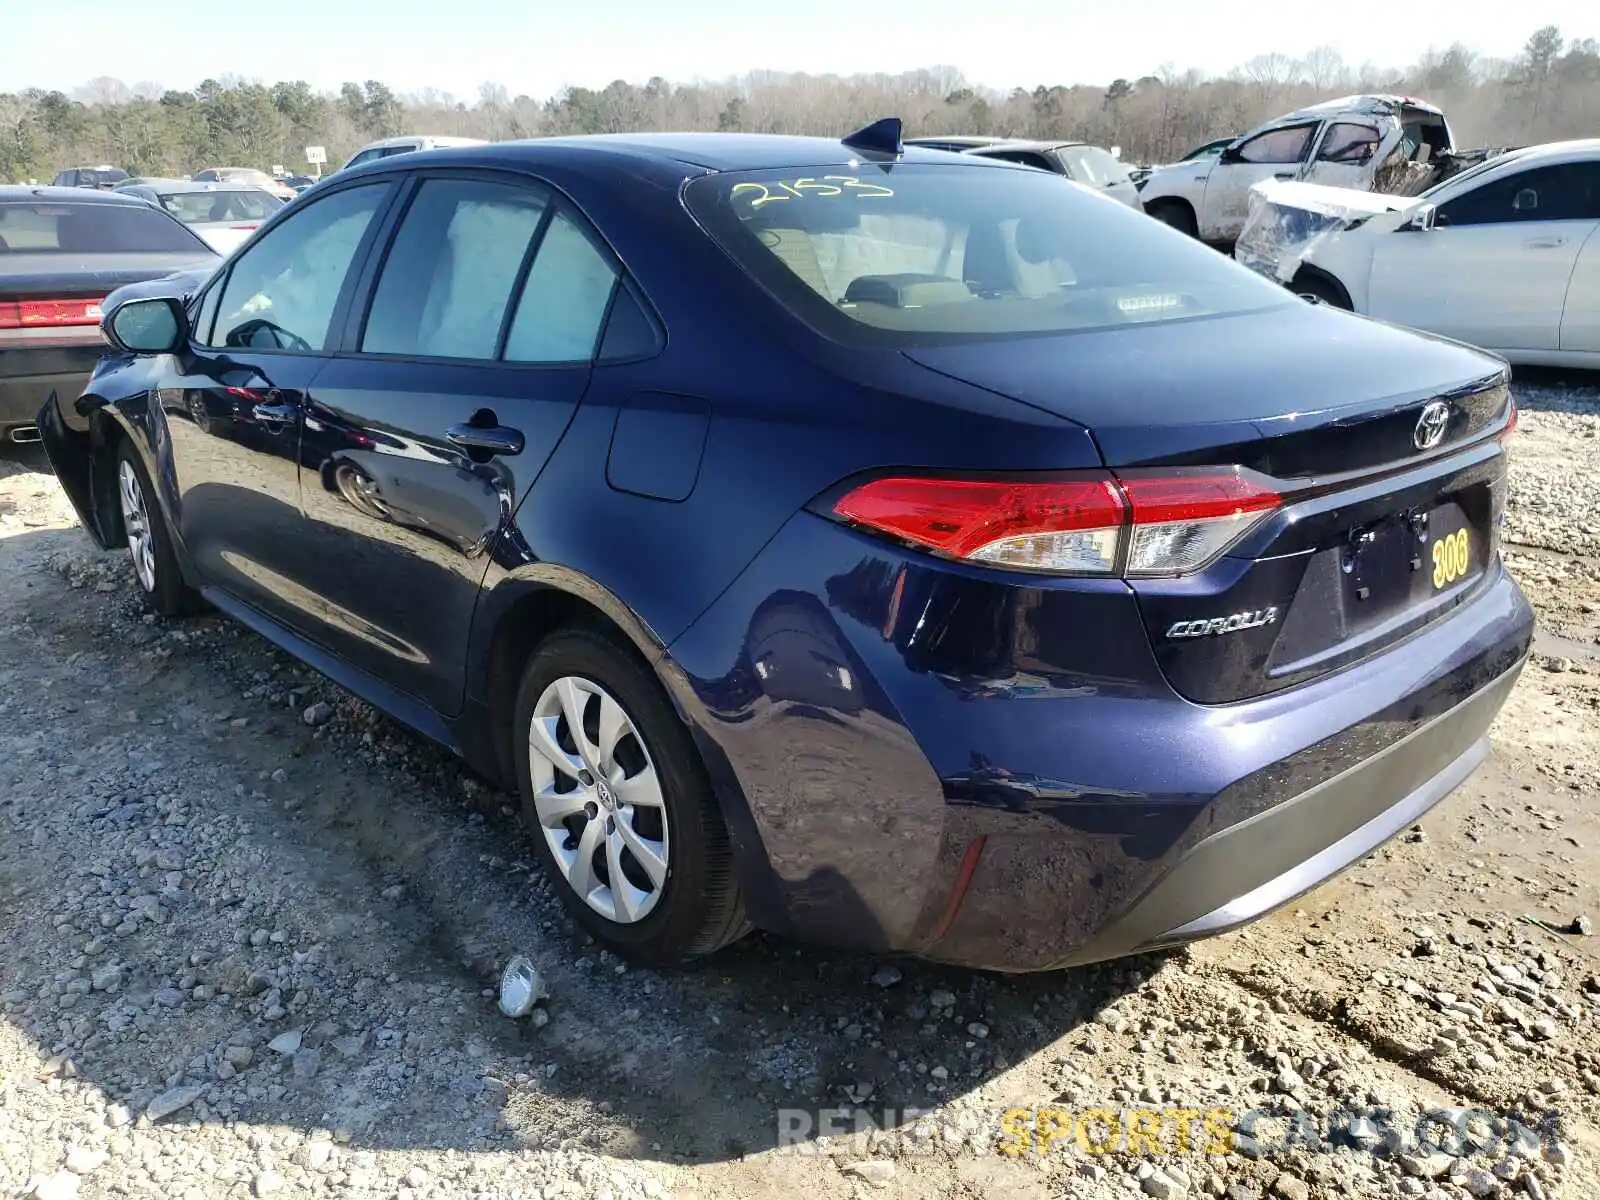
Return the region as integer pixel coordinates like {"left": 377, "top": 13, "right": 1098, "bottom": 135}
{"left": 1509, "top": 366, "right": 1600, "bottom": 412}
{"left": 0, "top": 513, "right": 1154, "bottom": 1170}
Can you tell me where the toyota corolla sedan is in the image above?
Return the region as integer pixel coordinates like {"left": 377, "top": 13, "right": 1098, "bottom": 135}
{"left": 38, "top": 122, "right": 1531, "bottom": 972}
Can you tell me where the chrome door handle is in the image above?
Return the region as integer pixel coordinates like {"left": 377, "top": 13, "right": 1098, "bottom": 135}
{"left": 252, "top": 402, "right": 296, "bottom": 425}
{"left": 445, "top": 423, "right": 524, "bottom": 457}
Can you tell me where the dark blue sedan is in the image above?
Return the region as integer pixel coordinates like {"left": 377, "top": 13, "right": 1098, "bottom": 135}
{"left": 39, "top": 122, "right": 1531, "bottom": 971}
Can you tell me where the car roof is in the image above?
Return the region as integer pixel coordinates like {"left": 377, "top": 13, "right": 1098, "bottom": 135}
{"left": 148, "top": 179, "right": 269, "bottom": 194}
{"left": 1271, "top": 94, "right": 1445, "bottom": 126}
{"left": 344, "top": 132, "right": 1028, "bottom": 176}
{"left": 0, "top": 184, "right": 151, "bottom": 206}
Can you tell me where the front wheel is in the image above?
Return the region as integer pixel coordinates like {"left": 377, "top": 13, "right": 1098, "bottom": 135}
{"left": 1146, "top": 200, "right": 1198, "bottom": 237}
{"left": 1292, "top": 274, "right": 1352, "bottom": 310}
{"left": 114, "top": 442, "right": 201, "bottom": 617}
{"left": 513, "top": 629, "right": 748, "bottom": 964}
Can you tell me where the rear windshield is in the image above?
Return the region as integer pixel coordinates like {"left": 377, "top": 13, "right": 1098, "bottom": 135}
{"left": 158, "top": 188, "right": 283, "bottom": 224}
{"left": 684, "top": 164, "right": 1292, "bottom": 346}
{"left": 0, "top": 201, "right": 208, "bottom": 253}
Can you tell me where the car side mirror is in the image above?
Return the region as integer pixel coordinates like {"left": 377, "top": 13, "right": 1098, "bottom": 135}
{"left": 1218, "top": 145, "right": 1243, "bottom": 165}
{"left": 105, "top": 296, "right": 188, "bottom": 354}
{"left": 1402, "top": 204, "right": 1437, "bottom": 232}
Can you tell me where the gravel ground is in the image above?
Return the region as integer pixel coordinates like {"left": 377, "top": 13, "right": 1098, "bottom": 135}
{"left": 1, "top": 372, "right": 1597, "bottom": 1200}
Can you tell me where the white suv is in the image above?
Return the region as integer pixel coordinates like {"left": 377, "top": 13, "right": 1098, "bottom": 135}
{"left": 339, "top": 135, "right": 488, "bottom": 172}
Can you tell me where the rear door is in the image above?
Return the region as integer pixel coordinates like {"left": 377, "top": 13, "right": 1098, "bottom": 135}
{"left": 1556, "top": 164, "right": 1600, "bottom": 353}
{"left": 1368, "top": 161, "right": 1599, "bottom": 351}
{"left": 296, "top": 171, "right": 623, "bottom": 713}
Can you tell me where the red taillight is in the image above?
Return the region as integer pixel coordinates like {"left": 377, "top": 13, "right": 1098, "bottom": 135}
{"left": 832, "top": 476, "right": 1126, "bottom": 573}
{"left": 0, "top": 297, "right": 105, "bottom": 330}
{"left": 831, "top": 468, "right": 1281, "bottom": 577}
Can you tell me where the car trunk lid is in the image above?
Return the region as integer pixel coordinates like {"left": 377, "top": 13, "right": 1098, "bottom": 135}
{"left": 903, "top": 303, "right": 1515, "bottom": 703}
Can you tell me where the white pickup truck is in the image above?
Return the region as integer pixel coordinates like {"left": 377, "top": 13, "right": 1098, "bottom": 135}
{"left": 1137, "top": 94, "right": 1488, "bottom": 245}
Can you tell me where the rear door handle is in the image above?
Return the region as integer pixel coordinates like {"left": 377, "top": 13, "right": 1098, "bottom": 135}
{"left": 1525, "top": 236, "right": 1567, "bottom": 248}
{"left": 251, "top": 402, "right": 296, "bottom": 425}
{"left": 1273, "top": 171, "right": 1295, "bottom": 179}
{"left": 445, "top": 423, "right": 524, "bottom": 457}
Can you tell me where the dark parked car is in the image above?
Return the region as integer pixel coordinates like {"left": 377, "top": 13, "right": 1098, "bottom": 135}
{"left": 960, "top": 139, "right": 1144, "bottom": 209}
{"left": 38, "top": 123, "right": 1531, "bottom": 972}
{"left": 0, "top": 186, "right": 218, "bottom": 444}
{"left": 51, "top": 165, "right": 131, "bottom": 190}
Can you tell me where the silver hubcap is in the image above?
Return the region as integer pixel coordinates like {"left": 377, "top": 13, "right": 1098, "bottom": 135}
{"left": 528, "top": 676, "right": 669, "bottom": 924}
{"left": 117, "top": 460, "right": 157, "bottom": 593}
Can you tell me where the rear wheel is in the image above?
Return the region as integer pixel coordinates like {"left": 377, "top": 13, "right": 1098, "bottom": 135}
{"left": 114, "top": 441, "right": 200, "bottom": 617}
{"left": 1293, "top": 273, "right": 1352, "bottom": 310}
{"left": 513, "top": 628, "right": 747, "bottom": 964}
{"left": 1146, "top": 200, "right": 1197, "bottom": 237}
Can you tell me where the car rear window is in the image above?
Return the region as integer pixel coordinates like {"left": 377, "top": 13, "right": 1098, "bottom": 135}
{"left": 684, "top": 164, "right": 1292, "bottom": 346}
{"left": 158, "top": 189, "right": 283, "bottom": 224}
{"left": 0, "top": 201, "right": 208, "bottom": 253}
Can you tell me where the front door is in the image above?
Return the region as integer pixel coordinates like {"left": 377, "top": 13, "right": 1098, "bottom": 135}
{"left": 1301, "top": 120, "right": 1382, "bottom": 190}
{"left": 165, "top": 180, "right": 396, "bottom": 629}
{"left": 296, "top": 174, "right": 623, "bottom": 713}
{"left": 1199, "top": 121, "right": 1320, "bottom": 242}
{"left": 1368, "top": 162, "right": 1599, "bottom": 352}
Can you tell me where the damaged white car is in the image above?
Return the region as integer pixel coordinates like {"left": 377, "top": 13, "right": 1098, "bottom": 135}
{"left": 1234, "top": 140, "right": 1600, "bottom": 367}
{"left": 1138, "top": 94, "right": 1493, "bottom": 245}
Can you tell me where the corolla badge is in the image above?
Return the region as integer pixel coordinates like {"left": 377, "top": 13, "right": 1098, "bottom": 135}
{"left": 1166, "top": 607, "right": 1279, "bottom": 639}
{"left": 1414, "top": 401, "right": 1450, "bottom": 451}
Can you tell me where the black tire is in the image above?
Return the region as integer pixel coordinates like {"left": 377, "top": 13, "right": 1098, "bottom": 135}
{"left": 513, "top": 627, "right": 748, "bottom": 965}
{"left": 1147, "top": 200, "right": 1198, "bottom": 237}
{"left": 1292, "top": 273, "right": 1352, "bottom": 310}
{"left": 113, "top": 440, "right": 201, "bottom": 618}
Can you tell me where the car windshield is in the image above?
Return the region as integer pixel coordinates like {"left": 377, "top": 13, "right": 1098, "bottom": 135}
{"left": 684, "top": 163, "right": 1292, "bottom": 346}
{"left": 0, "top": 201, "right": 208, "bottom": 253}
{"left": 159, "top": 188, "right": 283, "bottom": 223}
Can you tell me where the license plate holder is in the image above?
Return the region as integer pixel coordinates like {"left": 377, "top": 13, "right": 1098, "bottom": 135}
{"left": 1343, "top": 502, "right": 1479, "bottom": 625}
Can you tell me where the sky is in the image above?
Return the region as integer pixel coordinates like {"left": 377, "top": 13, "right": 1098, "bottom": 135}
{"left": 5, "top": 0, "right": 1593, "bottom": 100}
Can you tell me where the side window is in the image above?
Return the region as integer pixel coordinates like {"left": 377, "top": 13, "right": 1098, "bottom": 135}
{"left": 502, "top": 210, "right": 619, "bottom": 363}
{"left": 1316, "top": 123, "right": 1381, "bottom": 164}
{"left": 1060, "top": 146, "right": 1131, "bottom": 185}
{"left": 191, "top": 275, "right": 223, "bottom": 345}
{"left": 346, "top": 150, "right": 380, "bottom": 168}
{"left": 1235, "top": 124, "right": 1317, "bottom": 165}
{"left": 1440, "top": 164, "right": 1597, "bottom": 227}
{"left": 361, "top": 178, "right": 548, "bottom": 360}
{"left": 204, "top": 183, "right": 387, "bottom": 352}
{"left": 983, "top": 150, "right": 1059, "bottom": 173}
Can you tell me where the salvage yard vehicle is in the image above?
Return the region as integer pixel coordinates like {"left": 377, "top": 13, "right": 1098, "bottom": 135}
{"left": 1235, "top": 139, "right": 1600, "bottom": 367}
{"left": 51, "top": 165, "right": 131, "bottom": 190}
{"left": 960, "top": 140, "right": 1144, "bottom": 209}
{"left": 38, "top": 122, "right": 1530, "bottom": 972}
{"left": 190, "top": 167, "right": 297, "bottom": 203}
{"left": 117, "top": 179, "right": 287, "bottom": 254}
{"left": 1138, "top": 94, "right": 1497, "bottom": 245}
{"left": 338, "top": 135, "right": 489, "bottom": 172}
{"left": 0, "top": 186, "right": 219, "bottom": 444}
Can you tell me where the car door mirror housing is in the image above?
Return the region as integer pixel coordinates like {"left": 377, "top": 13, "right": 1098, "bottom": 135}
{"left": 105, "top": 296, "right": 188, "bottom": 354}
{"left": 1402, "top": 204, "right": 1437, "bottom": 232}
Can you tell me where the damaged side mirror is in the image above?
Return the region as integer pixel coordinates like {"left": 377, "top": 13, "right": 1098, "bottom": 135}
{"left": 1401, "top": 204, "right": 1438, "bottom": 232}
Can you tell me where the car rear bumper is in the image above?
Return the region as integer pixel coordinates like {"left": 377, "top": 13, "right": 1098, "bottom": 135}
{"left": 668, "top": 511, "right": 1533, "bottom": 972}
{"left": 0, "top": 341, "right": 103, "bottom": 434}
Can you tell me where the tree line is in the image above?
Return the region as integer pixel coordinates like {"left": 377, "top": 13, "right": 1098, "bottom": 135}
{"left": 3, "top": 26, "right": 1597, "bottom": 183}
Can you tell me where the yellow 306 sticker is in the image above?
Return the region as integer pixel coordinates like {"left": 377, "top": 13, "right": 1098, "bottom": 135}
{"left": 1431, "top": 528, "right": 1470, "bottom": 589}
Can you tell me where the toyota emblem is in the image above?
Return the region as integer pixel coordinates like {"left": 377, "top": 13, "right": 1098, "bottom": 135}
{"left": 1414, "top": 401, "right": 1450, "bottom": 451}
